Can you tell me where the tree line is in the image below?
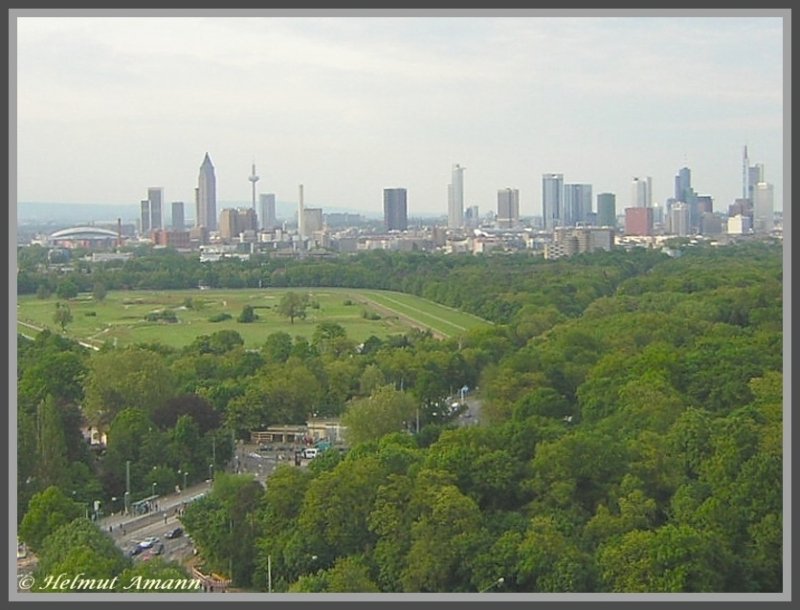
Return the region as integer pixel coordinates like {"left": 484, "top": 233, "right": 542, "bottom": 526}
{"left": 16, "top": 241, "right": 783, "bottom": 592}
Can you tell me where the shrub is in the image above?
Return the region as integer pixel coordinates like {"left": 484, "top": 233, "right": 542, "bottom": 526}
{"left": 209, "top": 312, "right": 233, "bottom": 323}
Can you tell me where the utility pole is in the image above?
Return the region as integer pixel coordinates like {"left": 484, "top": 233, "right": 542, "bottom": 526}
{"left": 124, "top": 460, "right": 131, "bottom": 515}
{"left": 267, "top": 554, "right": 272, "bottom": 593}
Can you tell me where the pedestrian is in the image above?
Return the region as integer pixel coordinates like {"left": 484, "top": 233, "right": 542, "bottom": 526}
{"left": 109, "top": 525, "right": 112, "bottom": 533}
{"left": 164, "top": 514, "right": 168, "bottom": 524}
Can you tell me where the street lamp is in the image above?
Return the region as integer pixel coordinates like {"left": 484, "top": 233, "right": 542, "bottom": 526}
{"left": 209, "top": 463, "right": 214, "bottom": 482}
{"left": 479, "top": 577, "right": 504, "bottom": 593}
{"left": 152, "top": 481, "right": 157, "bottom": 497}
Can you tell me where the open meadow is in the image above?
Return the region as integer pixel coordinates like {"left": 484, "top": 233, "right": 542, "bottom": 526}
{"left": 17, "top": 287, "right": 491, "bottom": 349}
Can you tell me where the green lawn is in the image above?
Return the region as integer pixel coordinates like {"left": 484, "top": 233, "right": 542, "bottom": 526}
{"left": 17, "top": 287, "right": 491, "bottom": 349}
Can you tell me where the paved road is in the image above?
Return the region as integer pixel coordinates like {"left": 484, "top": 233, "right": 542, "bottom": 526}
{"left": 457, "top": 395, "right": 483, "bottom": 426}
{"left": 98, "top": 480, "right": 212, "bottom": 535}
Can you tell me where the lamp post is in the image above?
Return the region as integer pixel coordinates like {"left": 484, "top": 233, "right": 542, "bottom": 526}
{"left": 479, "top": 577, "right": 504, "bottom": 593}
{"left": 124, "top": 460, "right": 131, "bottom": 515}
{"left": 152, "top": 481, "right": 157, "bottom": 497}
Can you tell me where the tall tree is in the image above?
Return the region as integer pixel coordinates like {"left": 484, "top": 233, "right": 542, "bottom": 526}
{"left": 19, "top": 486, "right": 85, "bottom": 552}
{"left": 53, "top": 302, "right": 73, "bottom": 331}
{"left": 82, "top": 347, "right": 176, "bottom": 428}
{"left": 277, "top": 292, "right": 309, "bottom": 324}
{"left": 92, "top": 282, "right": 107, "bottom": 302}
{"left": 341, "top": 385, "right": 416, "bottom": 446}
{"left": 36, "top": 395, "right": 69, "bottom": 489}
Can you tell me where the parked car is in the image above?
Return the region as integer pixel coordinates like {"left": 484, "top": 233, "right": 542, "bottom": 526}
{"left": 165, "top": 527, "right": 183, "bottom": 539}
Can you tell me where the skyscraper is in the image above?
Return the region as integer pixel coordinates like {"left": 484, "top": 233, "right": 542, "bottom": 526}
{"left": 298, "top": 184, "right": 305, "bottom": 238}
{"left": 171, "top": 201, "right": 185, "bottom": 230}
{"left": 140, "top": 200, "right": 150, "bottom": 235}
{"left": 631, "top": 177, "right": 652, "bottom": 208}
{"left": 496, "top": 188, "right": 520, "bottom": 229}
{"left": 148, "top": 187, "right": 164, "bottom": 230}
{"left": 748, "top": 163, "right": 765, "bottom": 203}
{"left": 597, "top": 193, "right": 616, "bottom": 227}
{"left": 259, "top": 193, "right": 276, "bottom": 230}
{"left": 753, "top": 182, "right": 774, "bottom": 233}
{"left": 465, "top": 205, "right": 480, "bottom": 228}
{"left": 670, "top": 202, "right": 690, "bottom": 236}
{"left": 384, "top": 188, "right": 408, "bottom": 231}
{"left": 542, "top": 173, "right": 564, "bottom": 230}
{"left": 564, "top": 184, "right": 592, "bottom": 226}
{"left": 219, "top": 209, "right": 238, "bottom": 241}
{"left": 197, "top": 153, "right": 217, "bottom": 230}
{"left": 674, "top": 167, "right": 692, "bottom": 202}
{"left": 742, "top": 146, "right": 750, "bottom": 199}
{"left": 448, "top": 164, "right": 465, "bottom": 229}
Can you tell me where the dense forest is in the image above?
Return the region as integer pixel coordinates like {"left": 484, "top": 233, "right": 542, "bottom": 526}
{"left": 16, "top": 241, "right": 783, "bottom": 592}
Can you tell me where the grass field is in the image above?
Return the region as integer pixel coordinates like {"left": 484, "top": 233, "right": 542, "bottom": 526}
{"left": 17, "top": 287, "right": 491, "bottom": 349}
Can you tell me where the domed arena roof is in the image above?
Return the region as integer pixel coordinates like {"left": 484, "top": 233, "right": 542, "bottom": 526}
{"left": 49, "top": 226, "right": 120, "bottom": 240}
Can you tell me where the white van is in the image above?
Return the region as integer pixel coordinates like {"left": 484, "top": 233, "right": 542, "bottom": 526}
{"left": 302, "top": 448, "right": 319, "bottom": 459}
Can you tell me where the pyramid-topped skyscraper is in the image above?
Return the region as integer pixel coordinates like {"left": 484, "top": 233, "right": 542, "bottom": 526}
{"left": 197, "top": 153, "right": 217, "bottom": 230}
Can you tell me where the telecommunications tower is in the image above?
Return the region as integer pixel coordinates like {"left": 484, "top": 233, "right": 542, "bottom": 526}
{"left": 248, "top": 162, "right": 260, "bottom": 211}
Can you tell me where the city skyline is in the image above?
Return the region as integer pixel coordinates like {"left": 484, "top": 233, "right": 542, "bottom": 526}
{"left": 15, "top": 13, "right": 785, "bottom": 216}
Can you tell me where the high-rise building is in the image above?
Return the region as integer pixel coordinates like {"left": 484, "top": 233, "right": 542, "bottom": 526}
{"left": 624, "top": 207, "right": 654, "bottom": 236}
{"left": 674, "top": 167, "right": 691, "bottom": 202}
{"left": 140, "top": 200, "right": 150, "bottom": 235}
{"left": 384, "top": 188, "right": 408, "bottom": 231}
{"left": 728, "top": 198, "right": 753, "bottom": 221}
{"left": 259, "top": 194, "right": 277, "bottom": 230}
{"left": 197, "top": 153, "right": 217, "bottom": 230}
{"left": 219, "top": 207, "right": 259, "bottom": 241}
{"left": 219, "top": 209, "right": 238, "bottom": 240}
{"left": 303, "top": 208, "right": 324, "bottom": 234}
{"left": 496, "top": 188, "right": 520, "bottom": 229}
{"left": 542, "top": 173, "right": 564, "bottom": 230}
{"left": 669, "top": 202, "right": 690, "bottom": 236}
{"left": 597, "top": 193, "right": 616, "bottom": 227}
{"left": 171, "top": 201, "right": 185, "bottom": 230}
{"left": 448, "top": 164, "right": 465, "bottom": 229}
{"left": 743, "top": 145, "right": 766, "bottom": 203}
{"left": 148, "top": 187, "right": 164, "bottom": 230}
{"left": 465, "top": 205, "right": 480, "bottom": 228}
{"left": 742, "top": 146, "right": 750, "bottom": 199}
{"left": 238, "top": 207, "right": 258, "bottom": 232}
{"left": 564, "top": 184, "right": 592, "bottom": 226}
{"left": 631, "top": 177, "right": 652, "bottom": 208}
{"left": 748, "top": 163, "right": 765, "bottom": 203}
{"left": 298, "top": 184, "right": 305, "bottom": 238}
{"left": 753, "top": 182, "right": 774, "bottom": 233}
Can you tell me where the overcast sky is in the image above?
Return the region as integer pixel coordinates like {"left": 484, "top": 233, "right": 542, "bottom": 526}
{"left": 15, "top": 13, "right": 785, "bottom": 218}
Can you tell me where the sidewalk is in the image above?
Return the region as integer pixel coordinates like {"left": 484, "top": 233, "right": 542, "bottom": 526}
{"left": 98, "top": 481, "right": 212, "bottom": 534}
